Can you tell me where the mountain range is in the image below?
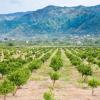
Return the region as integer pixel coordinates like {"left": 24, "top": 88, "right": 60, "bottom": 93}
{"left": 0, "top": 5, "right": 100, "bottom": 39}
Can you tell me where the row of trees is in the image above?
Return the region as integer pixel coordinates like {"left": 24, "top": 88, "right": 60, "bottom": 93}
{"left": 70, "top": 48, "right": 100, "bottom": 67}
{"left": 29, "top": 49, "right": 53, "bottom": 72}
{"left": 0, "top": 68, "right": 31, "bottom": 100}
{"left": 0, "top": 48, "right": 45, "bottom": 78}
{"left": 44, "top": 49, "right": 63, "bottom": 100}
{"left": 0, "top": 48, "right": 52, "bottom": 100}
{"left": 49, "top": 49, "right": 63, "bottom": 88}
{"left": 64, "top": 48, "right": 100, "bottom": 96}
{"left": 50, "top": 49, "right": 63, "bottom": 71}
{"left": 0, "top": 58, "right": 27, "bottom": 78}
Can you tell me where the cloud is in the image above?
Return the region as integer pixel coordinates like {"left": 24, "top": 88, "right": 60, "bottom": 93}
{"left": 10, "top": 0, "right": 20, "bottom": 4}
{"left": 0, "top": 0, "right": 100, "bottom": 14}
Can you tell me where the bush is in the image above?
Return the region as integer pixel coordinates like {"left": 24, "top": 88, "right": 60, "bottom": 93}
{"left": 49, "top": 71, "right": 60, "bottom": 88}
{"left": 88, "top": 78, "right": 100, "bottom": 96}
{"left": 43, "top": 90, "right": 54, "bottom": 100}
{"left": 0, "top": 79, "right": 16, "bottom": 100}
{"left": 50, "top": 57, "right": 62, "bottom": 71}
{"left": 7, "top": 68, "right": 31, "bottom": 95}
{"left": 0, "top": 63, "right": 6, "bottom": 78}
{"left": 77, "top": 64, "right": 92, "bottom": 82}
{"left": 50, "top": 50, "right": 63, "bottom": 71}
{"left": 8, "top": 43, "right": 14, "bottom": 46}
{"left": 29, "top": 59, "right": 42, "bottom": 72}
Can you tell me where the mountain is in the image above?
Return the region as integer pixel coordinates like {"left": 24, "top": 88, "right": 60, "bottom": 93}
{"left": 0, "top": 5, "right": 100, "bottom": 39}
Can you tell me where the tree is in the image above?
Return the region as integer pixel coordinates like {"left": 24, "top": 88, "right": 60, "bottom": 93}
{"left": 50, "top": 51, "right": 63, "bottom": 71}
{"left": 29, "top": 59, "right": 42, "bottom": 72}
{"left": 0, "top": 79, "right": 16, "bottom": 100}
{"left": 50, "top": 56, "right": 63, "bottom": 71}
{"left": 0, "top": 61, "right": 11, "bottom": 78}
{"left": 40, "top": 52, "right": 51, "bottom": 63}
{"left": 0, "top": 63, "right": 6, "bottom": 78}
{"left": 88, "top": 78, "right": 100, "bottom": 96}
{"left": 71, "top": 59, "right": 81, "bottom": 66}
{"left": 7, "top": 68, "right": 31, "bottom": 96}
{"left": 77, "top": 64, "right": 92, "bottom": 82}
{"left": 43, "top": 90, "right": 54, "bottom": 100}
{"left": 8, "top": 43, "right": 14, "bottom": 46}
{"left": 49, "top": 71, "right": 60, "bottom": 88}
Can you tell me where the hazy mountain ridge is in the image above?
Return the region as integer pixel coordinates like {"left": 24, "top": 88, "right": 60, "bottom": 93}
{"left": 0, "top": 5, "right": 100, "bottom": 38}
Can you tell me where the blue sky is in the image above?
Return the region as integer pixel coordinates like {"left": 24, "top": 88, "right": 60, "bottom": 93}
{"left": 0, "top": 0, "right": 100, "bottom": 14}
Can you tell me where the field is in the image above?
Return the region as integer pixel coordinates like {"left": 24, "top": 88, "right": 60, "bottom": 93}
{"left": 0, "top": 46, "right": 100, "bottom": 100}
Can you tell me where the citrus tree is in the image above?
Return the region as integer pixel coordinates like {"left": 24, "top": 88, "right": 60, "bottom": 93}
{"left": 88, "top": 78, "right": 100, "bottom": 96}
{"left": 43, "top": 90, "right": 55, "bottom": 100}
{"left": 29, "top": 59, "right": 42, "bottom": 72}
{"left": 0, "top": 79, "right": 16, "bottom": 100}
{"left": 49, "top": 71, "right": 60, "bottom": 88}
{"left": 50, "top": 50, "right": 63, "bottom": 71}
{"left": 7, "top": 68, "right": 31, "bottom": 96}
{"left": 77, "top": 64, "right": 92, "bottom": 82}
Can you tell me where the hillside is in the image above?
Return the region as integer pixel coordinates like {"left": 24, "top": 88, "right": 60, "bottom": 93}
{"left": 0, "top": 5, "right": 100, "bottom": 39}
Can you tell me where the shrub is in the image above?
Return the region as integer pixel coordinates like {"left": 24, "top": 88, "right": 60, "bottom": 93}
{"left": 0, "top": 79, "right": 16, "bottom": 100}
{"left": 49, "top": 71, "right": 60, "bottom": 88}
{"left": 7, "top": 68, "right": 31, "bottom": 95}
{"left": 43, "top": 90, "right": 54, "bottom": 100}
{"left": 77, "top": 64, "right": 92, "bottom": 82}
{"left": 29, "top": 59, "right": 42, "bottom": 72}
{"left": 50, "top": 50, "right": 63, "bottom": 71}
{"left": 88, "top": 78, "right": 100, "bottom": 96}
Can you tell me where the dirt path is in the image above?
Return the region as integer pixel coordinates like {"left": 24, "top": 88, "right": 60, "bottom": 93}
{"left": 60, "top": 49, "right": 80, "bottom": 84}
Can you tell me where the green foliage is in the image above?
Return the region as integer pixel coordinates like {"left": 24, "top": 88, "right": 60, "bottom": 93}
{"left": 97, "top": 61, "right": 100, "bottom": 67}
{"left": 64, "top": 50, "right": 81, "bottom": 66}
{"left": 88, "top": 78, "right": 100, "bottom": 96}
{"left": 0, "top": 79, "right": 15, "bottom": 95}
{"left": 7, "top": 68, "right": 31, "bottom": 87}
{"left": 8, "top": 43, "right": 14, "bottom": 46}
{"left": 50, "top": 50, "right": 63, "bottom": 71}
{"left": 71, "top": 59, "right": 81, "bottom": 66}
{"left": 0, "top": 63, "right": 6, "bottom": 77}
{"left": 29, "top": 59, "right": 42, "bottom": 71}
{"left": 87, "top": 56, "right": 94, "bottom": 63}
{"left": 41, "top": 52, "right": 51, "bottom": 63}
{"left": 0, "top": 58, "right": 27, "bottom": 76}
{"left": 88, "top": 78, "right": 100, "bottom": 88}
{"left": 49, "top": 71, "right": 60, "bottom": 81}
{"left": 43, "top": 90, "right": 54, "bottom": 100}
{"left": 80, "top": 53, "right": 87, "bottom": 59}
{"left": 77, "top": 64, "right": 92, "bottom": 77}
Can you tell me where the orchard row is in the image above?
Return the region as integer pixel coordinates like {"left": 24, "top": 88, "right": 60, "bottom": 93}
{"left": 0, "top": 47, "right": 100, "bottom": 100}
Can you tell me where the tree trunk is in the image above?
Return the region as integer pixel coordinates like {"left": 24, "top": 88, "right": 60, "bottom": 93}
{"left": 4, "top": 95, "right": 6, "bottom": 100}
{"left": 84, "top": 76, "right": 87, "bottom": 82}
{"left": 92, "top": 88, "right": 94, "bottom": 96}
{"left": 82, "top": 74, "right": 83, "bottom": 78}
{"left": 0, "top": 74, "right": 3, "bottom": 79}
{"left": 13, "top": 86, "right": 18, "bottom": 96}
{"left": 82, "top": 74, "right": 84, "bottom": 81}
{"left": 52, "top": 80, "right": 55, "bottom": 89}
{"left": 1, "top": 74, "right": 3, "bottom": 78}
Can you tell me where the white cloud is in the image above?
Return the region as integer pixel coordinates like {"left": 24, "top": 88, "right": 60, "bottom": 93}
{"left": 0, "top": 0, "right": 100, "bottom": 14}
{"left": 10, "top": 0, "right": 20, "bottom": 4}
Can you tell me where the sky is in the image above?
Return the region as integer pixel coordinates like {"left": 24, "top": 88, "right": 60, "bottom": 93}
{"left": 0, "top": 0, "right": 100, "bottom": 14}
